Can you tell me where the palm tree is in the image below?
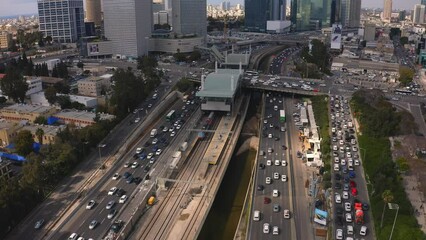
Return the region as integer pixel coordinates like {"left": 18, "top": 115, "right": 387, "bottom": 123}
{"left": 380, "top": 189, "right": 394, "bottom": 228}
{"left": 35, "top": 128, "right": 44, "bottom": 145}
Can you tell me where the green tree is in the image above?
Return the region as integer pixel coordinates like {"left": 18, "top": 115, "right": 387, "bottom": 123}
{"left": 399, "top": 66, "right": 414, "bottom": 86}
{"left": 400, "top": 37, "right": 408, "bottom": 45}
{"left": 188, "top": 50, "right": 202, "bottom": 62}
{"left": 57, "top": 95, "right": 71, "bottom": 109}
{"left": 0, "top": 67, "right": 29, "bottom": 103}
{"left": 175, "top": 77, "right": 194, "bottom": 93}
{"left": 34, "top": 116, "right": 48, "bottom": 125}
{"left": 396, "top": 157, "right": 410, "bottom": 172}
{"left": 15, "top": 130, "right": 34, "bottom": 156}
{"left": 35, "top": 128, "right": 44, "bottom": 145}
{"left": 54, "top": 81, "right": 70, "bottom": 94}
{"left": 0, "top": 96, "right": 6, "bottom": 104}
{"left": 44, "top": 87, "right": 57, "bottom": 104}
{"left": 300, "top": 39, "right": 330, "bottom": 74}
{"left": 77, "top": 62, "right": 84, "bottom": 69}
{"left": 380, "top": 190, "right": 394, "bottom": 228}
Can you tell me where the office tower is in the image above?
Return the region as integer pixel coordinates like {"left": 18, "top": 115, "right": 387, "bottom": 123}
{"left": 399, "top": 10, "right": 406, "bottom": 21}
{"left": 413, "top": 4, "right": 425, "bottom": 24}
{"left": 171, "top": 0, "right": 207, "bottom": 37}
{"left": 382, "top": 0, "right": 392, "bottom": 21}
{"left": 422, "top": 0, "right": 426, "bottom": 5}
{"left": 245, "top": 0, "right": 285, "bottom": 32}
{"left": 348, "top": 0, "right": 361, "bottom": 27}
{"left": 340, "top": 0, "right": 349, "bottom": 26}
{"left": 38, "top": 0, "right": 85, "bottom": 43}
{"left": 330, "top": 0, "right": 341, "bottom": 25}
{"left": 103, "top": 0, "right": 152, "bottom": 58}
{"left": 85, "top": 0, "right": 102, "bottom": 26}
{"left": 364, "top": 24, "right": 376, "bottom": 41}
{"left": 0, "top": 31, "right": 12, "bottom": 49}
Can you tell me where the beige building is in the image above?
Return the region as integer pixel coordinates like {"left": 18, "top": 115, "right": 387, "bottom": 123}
{"left": 78, "top": 76, "right": 111, "bottom": 97}
{"left": 54, "top": 110, "right": 115, "bottom": 127}
{"left": 0, "top": 121, "right": 23, "bottom": 147}
{"left": 0, "top": 31, "right": 12, "bottom": 49}
{"left": 0, "top": 121, "right": 63, "bottom": 146}
{"left": 0, "top": 104, "right": 58, "bottom": 123}
{"left": 22, "top": 124, "right": 65, "bottom": 145}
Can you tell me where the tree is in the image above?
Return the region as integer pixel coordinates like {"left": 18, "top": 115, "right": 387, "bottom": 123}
{"left": 54, "top": 81, "right": 70, "bottom": 94}
{"left": 57, "top": 95, "right": 71, "bottom": 109}
{"left": 15, "top": 130, "right": 34, "bottom": 156}
{"left": 188, "top": 50, "right": 202, "bottom": 62}
{"left": 0, "top": 67, "right": 29, "bottom": 103}
{"left": 35, "top": 128, "right": 44, "bottom": 145}
{"left": 34, "top": 116, "right": 48, "bottom": 125}
{"left": 399, "top": 66, "right": 414, "bottom": 86}
{"left": 77, "top": 62, "right": 84, "bottom": 69}
{"left": 175, "top": 77, "right": 194, "bottom": 93}
{"left": 44, "top": 87, "right": 57, "bottom": 104}
{"left": 400, "top": 36, "right": 408, "bottom": 45}
{"left": 380, "top": 190, "right": 394, "bottom": 228}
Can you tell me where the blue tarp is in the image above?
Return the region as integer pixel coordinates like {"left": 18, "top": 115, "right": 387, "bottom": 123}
{"left": 47, "top": 116, "right": 59, "bottom": 125}
{"left": 0, "top": 152, "right": 26, "bottom": 162}
{"left": 33, "top": 142, "right": 41, "bottom": 153}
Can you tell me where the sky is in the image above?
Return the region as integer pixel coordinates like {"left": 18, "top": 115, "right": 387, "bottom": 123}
{"left": 0, "top": 0, "right": 422, "bottom": 18}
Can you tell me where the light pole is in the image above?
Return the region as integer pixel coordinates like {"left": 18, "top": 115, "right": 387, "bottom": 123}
{"left": 388, "top": 203, "right": 399, "bottom": 240}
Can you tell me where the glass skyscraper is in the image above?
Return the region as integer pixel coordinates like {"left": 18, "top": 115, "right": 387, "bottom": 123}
{"left": 245, "top": 0, "right": 285, "bottom": 32}
{"left": 37, "top": 0, "right": 85, "bottom": 43}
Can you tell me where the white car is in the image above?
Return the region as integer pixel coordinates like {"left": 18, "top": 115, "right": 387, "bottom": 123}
{"left": 124, "top": 162, "right": 130, "bottom": 168}
{"left": 360, "top": 226, "right": 367, "bottom": 236}
{"left": 273, "top": 172, "right": 279, "bottom": 179}
{"left": 274, "top": 160, "right": 280, "bottom": 166}
{"left": 112, "top": 173, "right": 120, "bottom": 180}
{"left": 152, "top": 138, "right": 158, "bottom": 145}
{"left": 149, "top": 158, "right": 156, "bottom": 164}
{"left": 281, "top": 160, "right": 287, "bottom": 166}
{"left": 176, "top": 124, "right": 181, "bottom": 130}
{"left": 135, "top": 147, "right": 143, "bottom": 154}
{"left": 106, "top": 200, "right": 115, "bottom": 209}
{"left": 266, "top": 177, "right": 271, "bottom": 185}
{"left": 170, "top": 131, "right": 176, "bottom": 137}
{"left": 264, "top": 119, "right": 268, "bottom": 124}
{"left": 263, "top": 223, "right": 270, "bottom": 234}
{"left": 147, "top": 153, "right": 154, "bottom": 159}
{"left": 335, "top": 193, "right": 341, "bottom": 203}
{"left": 169, "top": 127, "right": 175, "bottom": 132}
{"left": 281, "top": 175, "right": 287, "bottom": 182}
{"left": 352, "top": 146, "right": 358, "bottom": 152}
{"left": 336, "top": 229, "right": 343, "bottom": 239}
{"left": 266, "top": 160, "right": 272, "bottom": 166}
{"left": 134, "top": 118, "right": 140, "bottom": 123}
{"left": 345, "top": 202, "right": 351, "bottom": 212}
{"left": 131, "top": 161, "right": 139, "bottom": 169}
{"left": 108, "top": 187, "right": 117, "bottom": 196}
{"left": 340, "top": 159, "right": 346, "bottom": 166}
{"left": 272, "top": 226, "right": 279, "bottom": 235}
{"left": 342, "top": 191, "right": 349, "bottom": 199}
{"left": 334, "top": 157, "right": 340, "bottom": 163}
{"left": 86, "top": 200, "right": 96, "bottom": 209}
{"left": 345, "top": 213, "right": 352, "bottom": 222}
{"left": 268, "top": 134, "right": 273, "bottom": 138}
{"left": 346, "top": 152, "right": 352, "bottom": 158}
{"left": 268, "top": 148, "right": 273, "bottom": 153}
{"left": 89, "top": 220, "right": 98, "bottom": 230}
{"left": 334, "top": 163, "right": 340, "bottom": 171}
{"left": 354, "top": 159, "right": 360, "bottom": 165}
{"left": 156, "top": 149, "right": 162, "bottom": 155}
{"left": 163, "top": 127, "right": 168, "bottom": 132}
{"left": 272, "top": 189, "right": 279, "bottom": 197}
{"left": 119, "top": 195, "right": 128, "bottom": 203}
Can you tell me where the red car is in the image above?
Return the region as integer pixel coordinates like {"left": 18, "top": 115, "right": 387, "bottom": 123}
{"left": 350, "top": 180, "right": 357, "bottom": 188}
{"left": 351, "top": 188, "right": 358, "bottom": 196}
{"left": 264, "top": 197, "right": 271, "bottom": 204}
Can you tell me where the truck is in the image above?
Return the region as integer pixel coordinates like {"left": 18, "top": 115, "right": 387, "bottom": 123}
{"left": 150, "top": 129, "right": 157, "bottom": 138}
{"left": 354, "top": 202, "right": 364, "bottom": 224}
{"left": 147, "top": 196, "right": 156, "bottom": 206}
{"left": 180, "top": 142, "right": 188, "bottom": 152}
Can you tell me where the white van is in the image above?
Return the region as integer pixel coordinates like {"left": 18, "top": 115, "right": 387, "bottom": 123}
{"left": 253, "top": 210, "right": 260, "bottom": 221}
{"left": 274, "top": 105, "right": 278, "bottom": 111}
{"left": 347, "top": 225, "right": 353, "bottom": 235}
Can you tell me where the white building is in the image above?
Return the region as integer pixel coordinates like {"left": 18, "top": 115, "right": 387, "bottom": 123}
{"left": 413, "top": 4, "right": 425, "bottom": 24}
{"left": 25, "top": 78, "right": 43, "bottom": 96}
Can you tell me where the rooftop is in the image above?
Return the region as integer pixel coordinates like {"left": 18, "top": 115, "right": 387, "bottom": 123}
{"left": 54, "top": 110, "right": 115, "bottom": 122}
{"left": 196, "top": 69, "right": 242, "bottom": 98}
{"left": 22, "top": 124, "right": 65, "bottom": 136}
{"left": 224, "top": 53, "right": 250, "bottom": 66}
{"left": 2, "top": 104, "right": 56, "bottom": 114}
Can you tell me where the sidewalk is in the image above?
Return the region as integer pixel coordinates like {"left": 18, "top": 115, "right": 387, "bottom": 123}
{"left": 402, "top": 175, "right": 426, "bottom": 233}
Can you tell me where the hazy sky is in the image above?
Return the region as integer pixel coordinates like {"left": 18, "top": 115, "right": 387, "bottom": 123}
{"left": 0, "top": 0, "right": 422, "bottom": 18}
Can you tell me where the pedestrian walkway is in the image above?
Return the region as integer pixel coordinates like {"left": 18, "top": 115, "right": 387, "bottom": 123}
{"left": 402, "top": 175, "right": 426, "bottom": 233}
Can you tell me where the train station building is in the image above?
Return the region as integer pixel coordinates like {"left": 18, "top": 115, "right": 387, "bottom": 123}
{"left": 196, "top": 64, "right": 243, "bottom": 113}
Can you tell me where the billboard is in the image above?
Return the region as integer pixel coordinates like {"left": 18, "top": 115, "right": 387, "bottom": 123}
{"left": 313, "top": 208, "right": 328, "bottom": 226}
{"left": 88, "top": 43, "right": 99, "bottom": 54}
{"left": 331, "top": 24, "right": 342, "bottom": 50}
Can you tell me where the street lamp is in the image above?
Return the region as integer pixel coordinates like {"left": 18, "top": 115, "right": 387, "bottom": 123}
{"left": 388, "top": 203, "right": 399, "bottom": 240}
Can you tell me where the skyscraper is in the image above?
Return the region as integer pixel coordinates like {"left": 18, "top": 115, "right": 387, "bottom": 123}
{"left": 38, "top": 0, "right": 85, "bottom": 43}
{"left": 382, "top": 0, "right": 392, "bottom": 21}
{"left": 171, "top": 0, "right": 207, "bottom": 37}
{"left": 85, "top": 0, "right": 102, "bottom": 26}
{"left": 422, "top": 0, "right": 426, "bottom": 5}
{"left": 330, "top": 0, "right": 341, "bottom": 25}
{"left": 103, "top": 0, "right": 152, "bottom": 58}
{"left": 413, "top": 4, "right": 425, "bottom": 24}
{"left": 245, "top": 0, "right": 286, "bottom": 32}
{"left": 348, "top": 0, "right": 361, "bottom": 27}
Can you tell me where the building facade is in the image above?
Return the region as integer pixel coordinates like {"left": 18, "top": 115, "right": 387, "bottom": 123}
{"left": 38, "top": 0, "right": 86, "bottom": 43}
{"left": 245, "top": 0, "right": 286, "bottom": 32}
{"left": 347, "top": 0, "right": 361, "bottom": 28}
{"left": 382, "top": 0, "right": 392, "bottom": 22}
{"left": 54, "top": 110, "right": 115, "bottom": 127}
{"left": 0, "top": 31, "right": 12, "bottom": 49}
{"left": 413, "top": 4, "right": 425, "bottom": 24}
{"left": 0, "top": 104, "right": 58, "bottom": 123}
{"left": 103, "top": 0, "right": 152, "bottom": 58}
{"left": 171, "top": 0, "right": 207, "bottom": 37}
{"left": 78, "top": 76, "right": 111, "bottom": 97}
{"left": 85, "top": 0, "right": 102, "bottom": 26}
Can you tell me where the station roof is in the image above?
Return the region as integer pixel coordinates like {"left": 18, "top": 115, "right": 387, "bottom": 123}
{"left": 224, "top": 53, "right": 250, "bottom": 66}
{"left": 196, "top": 69, "right": 242, "bottom": 98}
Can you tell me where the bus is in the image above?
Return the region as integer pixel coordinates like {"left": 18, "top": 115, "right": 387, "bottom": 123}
{"left": 246, "top": 71, "right": 259, "bottom": 76}
{"left": 394, "top": 89, "right": 413, "bottom": 95}
{"left": 166, "top": 110, "right": 176, "bottom": 121}
{"left": 280, "top": 110, "right": 286, "bottom": 122}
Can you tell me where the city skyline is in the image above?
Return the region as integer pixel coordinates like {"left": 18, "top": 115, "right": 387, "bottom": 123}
{"left": 0, "top": 0, "right": 423, "bottom": 17}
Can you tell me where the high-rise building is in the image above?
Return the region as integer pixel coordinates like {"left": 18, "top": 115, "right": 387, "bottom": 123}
{"left": 382, "top": 0, "right": 392, "bottom": 21}
{"left": 38, "top": 0, "right": 85, "bottom": 43}
{"left": 103, "top": 0, "right": 152, "bottom": 58}
{"left": 330, "top": 0, "right": 341, "bottom": 25}
{"left": 245, "top": 0, "right": 285, "bottom": 32}
{"left": 422, "top": 0, "right": 426, "bottom": 5}
{"left": 364, "top": 24, "right": 376, "bottom": 41}
{"left": 399, "top": 10, "right": 406, "bottom": 21}
{"left": 85, "top": 0, "right": 102, "bottom": 26}
{"left": 171, "top": 0, "right": 207, "bottom": 37}
{"left": 0, "top": 31, "right": 12, "bottom": 49}
{"left": 291, "top": 0, "right": 334, "bottom": 31}
{"left": 348, "top": 0, "right": 361, "bottom": 27}
{"left": 413, "top": 4, "right": 425, "bottom": 24}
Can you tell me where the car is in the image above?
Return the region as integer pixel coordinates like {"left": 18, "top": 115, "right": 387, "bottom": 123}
{"left": 362, "top": 203, "right": 369, "bottom": 211}
{"left": 115, "top": 188, "right": 125, "bottom": 197}
{"left": 273, "top": 204, "right": 280, "bottom": 212}
{"left": 341, "top": 159, "right": 346, "bottom": 166}
{"left": 281, "top": 145, "right": 288, "bottom": 150}
{"left": 272, "top": 189, "right": 279, "bottom": 197}
{"left": 349, "top": 171, "right": 356, "bottom": 178}
{"left": 268, "top": 133, "right": 273, "bottom": 138}
{"left": 269, "top": 123, "right": 274, "bottom": 128}
{"left": 259, "top": 163, "right": 265, "bottom": 169}
{"left": 342, "top": 191, "right": 349, "bottom": 199}
{"left": 346, "top": 152, "right": 352, "bottom": 158}
{"left": 135, "top": 147, "right": 143, "bottom": 154}
{"left": 335, "top": 193, "right": 341, "bottom": 203}
{"left": 119, "top": 195, "right": 128, "bottom": 203}
{"left": 170, "top": 131, "right": 176, "bottom": 137}
{"left": 272, "top": 226, "right": 279, "bottom": 235}
{"left": 360, "top": 226, "right": 368, "bottom": 236}
{"left": 350, "top": 180, "right": 357, "bottom": 188}
{"left": 281, "top": 175, "right": 287, "bottom": 182}
{"left": 124, "top": 162, "right": 130, "bottom": 168}
{"left": 112, "top": 172, "right": 120, "bottom": 180}
{"left": 131, "top": 161, "right": 139, "bottom": 169}
{"left": 334, "top": 182, "right": 342, "bottom": 189}
{"left": 354, "top": 159, "right": 360, "bottom": 165}
{"left": 176, "top": 124, "right": 181, "bottom": 130}
{"left": 86, "top": 200, "right": 96, "bottom": 209}
{"left": 106, "top": 200, "right": 115, "bottom": 209}
{"left": 263, "top": 223, "right": 270, "bottom": 234}
{"left": 352, "top": 146, "right": 358, "bottom": 152}
{"left": 283, "top": 209, "right": 290, "bottom": 218}
{"left": 126, "top": 176, "right": 134, "bottom": 184}
{"left": 335, "top": 173, "right": 342, "bottom": 181}
{"left": 336, "top": 229, "right": 343, "bottom": 239}
{"left": 34, "top": 219, "right": 44, "bottom": 229}
{"left": 147, "top": 153, "right": 154, "bottom": 159}
{"left": 336, "top": 206, "right": 344, "bottom": 215}
{"left": 281, "top": 160, "right": 287, "bottom": 166}
{"left": 108, "top": 209, "right": 117, "bottom": 219}
{"left": 345, "top": 213, "right": 352, "bottom": 222}
{"left": 280, "top": 126, "right": 286, "bottom": 132}
{"left": 264, "top": 197, "right": 271, "bottom": 204}
{"left": 68, "top": 233, "right": 79, "bottom": 240}
{"left": 274, "top": 160, "right": 280, "bottom": 166}
{"left": 257, "top": 185, "right": 264, "bottom": 191}
{"left": 268, "top": 148, "right": 273, "bottom": 153}
{"left": 334, "top": 163, "right": 340, "bottom": 171}
{"left": 345, "top": 202, "right": 351, "bottom": 211}
{"left": 152, "top": 138, "right": 158, "bottom": 145}
{"left": 156, "top": 149, "right": 162, "bottom": 155}
{"left": 266, "top": 160, "right": 272, "bottom": 166}
{"left": 108, "top": 187, "right": 118, "bottom": 195}
{"left": 273, "top": 172, "right": 279, "bottom": 179}
{"left": 123, "top": 172, "right": 131, "bottom": 179}
{"left": 148, "top": 103, "right": 152, "bottom": 108}
{"left": 266, "top": 177, "right": 271, "bottom": 184}
{"left": 163, "top": 126, "right": 168, "bottom": 132}
{"left": 144, "top": 165, "right": 151, "bottom": 172}
{"left": 134, "top": 118, "right": 140, "bottom": 123}
{"left": 343, "top": 183, "right": 349, "bottom": 191}
{"left": 89, "top": 220, "right": 98, "bottom": 229}
{"left": 134, "top": 177, "right": 142, "bottom": 184}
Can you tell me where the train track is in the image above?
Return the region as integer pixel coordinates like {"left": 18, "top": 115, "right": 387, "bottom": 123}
{"left": 136, "top": 115, "right": 222, "bottom": 240}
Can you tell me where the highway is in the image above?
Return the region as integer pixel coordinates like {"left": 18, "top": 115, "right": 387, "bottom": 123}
{"left": 48, "top": 98, "right": 198, "bottom": 239}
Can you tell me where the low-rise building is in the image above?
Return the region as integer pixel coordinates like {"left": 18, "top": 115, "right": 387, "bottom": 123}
{"left": 0, "top": 104, "right": 58, "bottom": 123}
{"left": 22, "top": 124, "right": 65, "bottom": 145}
{"left": 0, "top": 121, "right": 23, "bottom": 147}
{"left": 25, "top": 77, "right": 43, "bottom": 96}
{"left": 53, "top": 110, "right": 115, "bottom": 127}
{"left": 78, "top": 76, "right": 111, "bottom": 97}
